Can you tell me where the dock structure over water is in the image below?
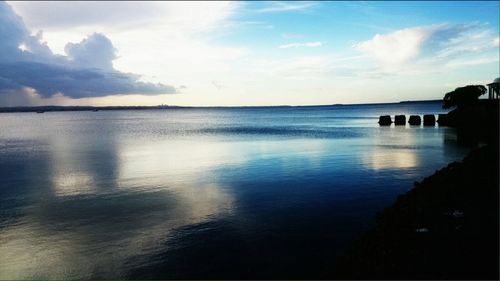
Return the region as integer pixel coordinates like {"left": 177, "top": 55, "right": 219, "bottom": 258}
{"left": 487, "top": 77, "right": 499, "bottom": 100}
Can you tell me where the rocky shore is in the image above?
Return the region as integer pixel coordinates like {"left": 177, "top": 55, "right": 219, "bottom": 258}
{"left": 335, "top": 143, "right": 499, "bottom": 279}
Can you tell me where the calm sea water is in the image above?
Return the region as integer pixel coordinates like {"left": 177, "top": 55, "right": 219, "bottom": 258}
{"left": 0, "top": 102, "right": 469, "bottom": 279}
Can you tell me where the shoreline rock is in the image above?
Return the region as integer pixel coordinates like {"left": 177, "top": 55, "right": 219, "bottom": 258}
{"left": 335, "top": 144, "right": 499, "bottom": 279}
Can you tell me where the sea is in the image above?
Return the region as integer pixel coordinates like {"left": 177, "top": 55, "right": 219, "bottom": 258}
{"left": 0, "top": 101, "right": 470, "bottom": 279}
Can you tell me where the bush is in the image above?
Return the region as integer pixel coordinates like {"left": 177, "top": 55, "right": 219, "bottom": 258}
{"left": 442, "top": 85, "right": 486, "bottom": 109}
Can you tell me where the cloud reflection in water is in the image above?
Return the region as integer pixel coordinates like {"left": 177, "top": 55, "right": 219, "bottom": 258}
{"left": 0, "top": 130, "right": 238, "bottom": 279}
{"left": 362, "top": 127, "right": 421, "bottom": 170}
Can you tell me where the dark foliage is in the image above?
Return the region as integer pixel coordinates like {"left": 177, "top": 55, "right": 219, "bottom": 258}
{"left": 442, "top": 85, "right": 486, "bottom": 109}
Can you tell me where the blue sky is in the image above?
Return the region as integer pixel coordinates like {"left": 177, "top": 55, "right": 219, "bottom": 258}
{"left": 0, "top": 1, "right": 498, "bottom": 106}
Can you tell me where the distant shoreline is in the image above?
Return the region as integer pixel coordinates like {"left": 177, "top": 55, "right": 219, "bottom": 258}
{"left": 0, "top": 99, "right": 442, "bottom": 113}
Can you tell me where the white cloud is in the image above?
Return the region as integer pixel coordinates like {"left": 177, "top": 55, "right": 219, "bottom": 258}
{"left": 355, "top": 26, "right": 432, "bottom": 68}
{"left": 65, "top": 33, "right": 117, "bottom": 70}
{"left": 8, "top": 1, "right": 244, "bottom": 55}
{"left": 279, "top": 42, "right": 322, "bottom": 49}
{"left": 445, "top": 55, "right": 500, "bottom": 69}
{"left": 5, "top": 1, "right": 249, "bottom": 106}
{"left": 356, "top": 23, "right": 499, "bottom": 72}
{"left": 8, "top": 1, "right": 240, "bottom": 32}
{"left": 256, "top": 2, "right": 317, "bottom": 13}
{"left": 0, "top": 2, "right": 175, "bottom": 101}
{"left": 3, "top": 2, "right": 499, "bottom": 107}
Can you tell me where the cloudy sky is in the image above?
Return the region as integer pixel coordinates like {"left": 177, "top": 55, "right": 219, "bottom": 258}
{"left": 0, "top": 1, "right": 498, "bottom": 106}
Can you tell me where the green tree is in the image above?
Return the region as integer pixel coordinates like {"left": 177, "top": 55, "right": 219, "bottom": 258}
{"left": 442, "top": 85, "right": 487, "bottom": 109}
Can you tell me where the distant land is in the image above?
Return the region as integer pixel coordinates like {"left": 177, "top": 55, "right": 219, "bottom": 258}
{"left": 0, "top": 100, "right": 443, "bottom": 113}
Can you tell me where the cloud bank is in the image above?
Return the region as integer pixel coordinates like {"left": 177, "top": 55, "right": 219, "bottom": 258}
{"left": 0, "top": 2, "right": 175, "bottom": 104}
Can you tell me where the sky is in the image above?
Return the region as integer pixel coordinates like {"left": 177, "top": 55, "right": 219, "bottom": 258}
{"left": 0, "top": 1, "right": 498, "bottom": 107}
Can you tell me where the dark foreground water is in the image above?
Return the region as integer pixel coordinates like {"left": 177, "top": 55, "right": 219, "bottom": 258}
{"left": 0, "top": 102, "right": 469, "bottom": 279}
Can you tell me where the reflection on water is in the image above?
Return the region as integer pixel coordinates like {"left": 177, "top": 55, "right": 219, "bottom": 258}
{"left": 117, "top": 140, "right": 248, "bottom": 188}
{"left": 364, "top": 149, "right": 418, "bottom": 170}
{"left": 0, "top": 127, "right": 236, "bottom": 279}
{"left": 53, "top": 171, "right": 96, "bottom": 196}
{"left": 362, "top": 128, "right": 420, "bottom": 170}
{"left": 0, "top": 104, "right": 470, "bottom": 279}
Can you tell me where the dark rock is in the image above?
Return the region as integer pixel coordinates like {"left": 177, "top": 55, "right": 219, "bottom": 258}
{"left": 378, "top": 115, "right": 392, "bottom": 126}
{"left": 423, "top": 114, "right": 436, "bottom": 126}
{"left": 394, "top": 115, "right": 406, "bottom": 125}
{"left": 408, "top": 115, "right": 421, "bottom": 125}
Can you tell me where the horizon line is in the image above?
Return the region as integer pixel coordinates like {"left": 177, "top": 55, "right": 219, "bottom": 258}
{"left": 0, "top": 99, "right": 443, "bottom": 110}
{"left": 0, "top": 99, "right": 446, "bottom": 113}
